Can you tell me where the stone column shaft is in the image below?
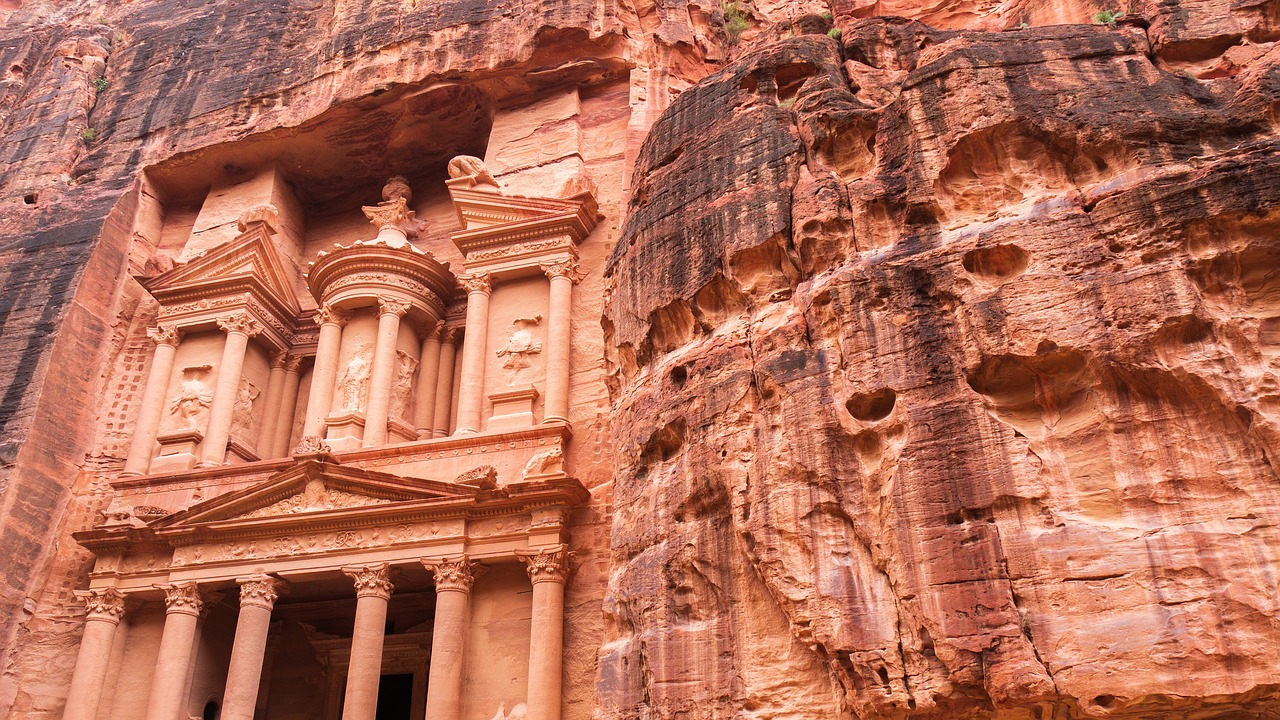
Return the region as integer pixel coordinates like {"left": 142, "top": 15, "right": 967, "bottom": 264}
{"left": 519, "top": 547, "right": 571, "bottom": 720}
{"left": 413, "top": 322, "right": 443, "bottom": 437}
{"left": 341, "top": 564, "right": 393, "bottom": 720}
{"left": 122, "top": 326, "right": 181, "bottom": 476}
{"left": 455, "top": 273, "right": 492, "bottom": 434}
{"left": 433, "top": 330, "right": 460, "bottom": 438}
{"left": 363, "top": 297, "right": 410, "bottom": 448}
{"left": 422, "top": 557, "right": 475, "bottom": 720}
{"left": 255, "top": 354, "right": 288, "bottom": 457}
{"left": 270, "top": 356, "right": 305, "bottom": 458}
{"left": 541, "top": 262, "right": 579, "bottom": 425}
{"left": 198, "top": 313, "right": 262, "bottom": 467}
{"left": 301, "top": 306, "right": 347, "bottom": 440}
{"left": 64, "top": 589, "right": 126, "bottom": 720}
{"left": 220, "top": 576, "right": 283, "bottom": 720}
{"left": 143, "top": 583, "right": 205, "bottom": 720}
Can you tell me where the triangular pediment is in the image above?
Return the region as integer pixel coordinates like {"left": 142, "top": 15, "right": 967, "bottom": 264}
{"left": 153, "top": 461, "right": 477, "bottom": 529}
{"left": 141, "top": 225, "right": 301, "bottom": 313}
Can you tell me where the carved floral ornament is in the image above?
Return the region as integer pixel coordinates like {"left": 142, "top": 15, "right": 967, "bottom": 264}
{"left": 541, "top": 258, "right": 584, "bottom": 283}
{"left": 160, "top": 581, "right": 207, "bottom": 616}
{"left": 217, "top": 311, "right": 264, "bottom": 337}
{"left": 75, "top": 587, "right": 127, "bottom": 622}
{"left": 457, "top": 271, "right": 492, "bottom": 294}
{"left": 238, "top": 574, "right": 284, "bottom": 610}
{"left": 516, "top": 545, "right": 573, "bottom": 584}
{"left": 377, "top": 295, "right": 412, "bottom": 317}
{"left": 146, "top": 323, "right": 182, "bottom": 347}
{"left": 343, "top": 563, "right": 394, "bottom": 599}
{"left": 314, "top": 303, "right": 351, "bottom": 327}
{"left": 422, "top": 555, "right": 477, "bottom": 593}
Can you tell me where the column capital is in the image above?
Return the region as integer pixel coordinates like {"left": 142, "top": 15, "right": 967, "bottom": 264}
{"left": 157, "top": 581, "right": 207, "bottom": 617}
{"left": 283, "top": 353, "right": 308, "bottom": 374}
{"left": 419, "top": 319, "right": 446, "bottom": 342}
{"left": 541, "top": 259, "right": 584, "bottom": 283}
{"left": 343, "top": 563, "right": 394, "bottom": 600}
{"left": 217, "top": 311, "right": 263, "bottom": 338}
{"left": 362, "top": 196, "right": 415, "bottom": 233}
{"left": 458, "top": 271, "right": 492, "bottom": 295}
{"left": 237, "top": 575, "right": 286, "bottom": 610}
{"left": 516, "top": 545, "right": 574, "bottom": 585}
{"left": 146, "top": 323, "right": 183, "bottom": 347}
{"left": 269, "top": 349, "right": 290, "bottom": 370}
{"left": 314, "top": 303, "right": 350, "bottom": 327}
{"left": 443, "top": 326, "right": 464, "bottom": 347}
{"left": 421, "top": 556, "right": 477, "bottom": 593}
{"left": 377, "top": 295, "right": 411, "bottom": 318}
{"left": 74, "top": 587, "right": 127, "bottom": 624}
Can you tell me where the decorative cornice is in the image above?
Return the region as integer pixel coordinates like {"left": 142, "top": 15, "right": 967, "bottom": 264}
{"left": 343, "top": 563, "right": 393, "bottom": 600}
{"left": 541, "top": 259, "right": 584, "bottom": 283}
{"left": 422, "top": 555, "right": 477, "bottom": 593}
{"left": 147, "top": 324, "right": 182, "bottom": 347}
{"left": 159, "top": 581, "right": 206, "bottom": 616}
{"left": 377, "top": 295, "right": 412, "bottom": 318}
{"left": 75, "top": 587, "right": 127, "bottom": 623}
{"left": 516, "top": 545, "right": 573, "bottom": 585}
{"left": 217, "top": 312, "right": 263, "bottom": 337}
{"left": 458, "top": 271, "right": 492, "bottom": 295}
{"left": 238, "top": 574, "right": 284, "bottom": 610}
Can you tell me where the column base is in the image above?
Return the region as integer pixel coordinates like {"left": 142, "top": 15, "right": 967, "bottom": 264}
{"left": 152, "top": 429, "right": 204, "bottom": 474}
{"left": 325, "top": 412, "right": 367, "bottom": 452}
{"left": 486, "top": 386, "right": 539, "bottom": 432}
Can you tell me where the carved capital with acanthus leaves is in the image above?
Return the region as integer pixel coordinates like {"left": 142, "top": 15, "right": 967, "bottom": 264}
{"left": 362, "top": 197, "right": 415, "bottom": 233}
{"left": 75, "top": 587, "right": 127, "bottom": 624}
{"left": 158, "top": 581, "right": 207, "bottom": 617}
{"left": 541, "top": 259, "right": 584, "bottom": 283}
{"left": 343, "top": 563, "right": 394, "bottom": 600}
{"left": 147, "top": 323, "right": 183, "bottom": 347}
{"left": 238, "top": 575, "right": 285, "bottom": 610}
{"left": 283, "top": 353, "right": 307, "bottom": 374}
{"left": 314, "top": 303, "right": 350, "bottom": 328}
{"left": 458, "top": 271, "right": 492, "bottom": 295}
{"left": 377, "top": 295, "right": 411, "bottom": 318}
{"left": 516, "top": 545, "right": 574, "bottom": 585}
{"left": 216, "top": 312, "right": 263, "bottom": 338}
{"left": 422, "top": 556, "right": 477, "bottom": 594}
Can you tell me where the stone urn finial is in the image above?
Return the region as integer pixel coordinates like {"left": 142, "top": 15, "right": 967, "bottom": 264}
{"left": 382, "top": 176, "right": 412, "bottom": 203}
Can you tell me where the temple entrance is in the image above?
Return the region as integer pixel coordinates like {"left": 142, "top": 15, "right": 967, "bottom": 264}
{"left": 376, "top": 674, "right": 415, "bottom": 720}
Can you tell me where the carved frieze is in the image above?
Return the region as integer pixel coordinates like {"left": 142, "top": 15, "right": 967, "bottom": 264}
{"left": 239, "top": 479, "right": 394, "bottom": 519}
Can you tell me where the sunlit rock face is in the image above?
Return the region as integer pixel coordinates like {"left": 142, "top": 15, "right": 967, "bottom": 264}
{"left": 2, "top": 0, "right": 1280, "bottom": 718}
{"left": 603, "top": 20, "right": 1280, "bottom": 720}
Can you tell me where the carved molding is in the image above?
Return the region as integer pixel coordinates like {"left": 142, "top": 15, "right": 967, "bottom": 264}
{"left": 541, "top": 259, "right": 585, "bottom": 283}
{"left": 458, "top": 271, "right": 492, "bottom": 295}
{"left": 343, "top": 563, "right": 394, "bottom": 600}
{"left": 378, "top": 295, "right": 412, "bottom": 318}
{"left": 75, "top": 587, "right": 127, "bottom": 623}
{"left": 146, "top": 324, "right": 182, "bottom": 347}
{"left": 516, "top": 545, "right": 573, "bottom": 585}
{"left": 238, "top": 575, "right": 284, "bottom": 610}
{"left": 217, "top": 312, "right": 264, "bottom": 337}
{"left": 422, "top": 555, "right": 477, "bottom": 593}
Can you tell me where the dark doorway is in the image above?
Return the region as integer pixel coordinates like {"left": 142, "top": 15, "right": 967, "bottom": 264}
{"left": 375, "top": 674, "right": 414, "bottom": 720}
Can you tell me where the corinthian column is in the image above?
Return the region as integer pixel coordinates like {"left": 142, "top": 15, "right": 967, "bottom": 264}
{"left": 433, "top": 328, "right": 461, "bottom": 437}
{"left": 363, "top": 296, "right": 411, "bottom": 448}
{"left": 300, "top": 304, "right": 348, "bottom": 441}
{"left": 421, "top": 557, "right": 476, "bottom": 720}
{"left": 143, "top": 582, "right": 207, "bottom": 720}
{"left": 269, "top": 354, "right": 305, "bottom": 458}
{"left": 413, "top": 321, "right": 444, "bottom": 438}
{"left": 341, "top": 564, "right": 393, "bottom": 720}
{"left": 220, "top": 576, "right": 285, "bottom": 720}
{"left": 455, "top": 272, "right": 492, "bottom": 434}
{"left": 64, "top": 588, "right": 127, "bottom": 720}
{"left": 255, "top": 351, "right": 289, "bottom": 457}
{"left": 198, "top": 313, "right": 263, "bottom": 467}
{"left": 122, "top": 325, "right": 182, "bottom": 476}
{"left": 517, "top": 546, "right": 572, "bottom": 720}
{"left": 540, "top": 260, "right": 582, "bottom": 425}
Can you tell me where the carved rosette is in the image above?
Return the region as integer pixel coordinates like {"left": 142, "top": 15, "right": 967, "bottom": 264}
{"left": 217, "top": 312, "right": 263, "bottom": 338}
{"left": 458, "top": 271, "right": 492, "bottom": 295}
{"left": 343, "top": 563, "right": 394, "bottom": 600}
{"left": 147, "top": 324, "right": 182, "bottom": 347}
{"left": 238, "top": 575, "right": 284, "bottom": 610}
{"left": 76, "top": 587, "right": 127, "bottom": 624}
{"left": 314, "top": 304, "right": 350, "bottom": 328}
{"left": 377, "top": 295, "right": 411, "bottom": 318}
{"left": 541, "top": 259, "right": 584, "bottom": 283}
{"left": 422, "top": 556, "right": 477, "bottom": 594}
{"left": 160, "top": 581, "right": 206, "bottom": 616}
{"left": 517, "top": 546, "right": 573, "bottom": 585}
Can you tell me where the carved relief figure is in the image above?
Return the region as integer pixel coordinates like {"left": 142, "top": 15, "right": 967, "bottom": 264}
{"left": 447, "top": 155, "right": 499, "bottom": 188}
{"left": 389, "top": 350, "right": 418, "bottom": 421}
{"left": 168, "top": 365, "right": 213, "bottom": 430}
{"left": 489, "top": 703, "right": 528, "bottom": 720}
{"left": 522, "top": 446, "right": 564, "bottom": 478}
{"left": 337, "top": 344, "right": 373, "bottom": 412}
{"left": 496, "top": 315, "right": 543, "bottom": 382}
{"left": 231, "top": 377, "right": 261, "bottom": 439}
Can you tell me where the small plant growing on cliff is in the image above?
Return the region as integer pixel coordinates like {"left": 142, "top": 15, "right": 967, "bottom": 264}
{"left": 80, "top": 127, "right": 96, "bottom": 142}
{"left": 827, "top": 27, "right": 842, "bottom": 40}
{"left": 723, "top": 1, "right": 749, "bottom": 43}
{"left": 821, "top": 11, "right": 833, "bottom": 21}
{"left": 1093, "top": 8, "right": 1123, "bottom": 25}
{"left": 94, "top": 76, "right": 108, "bottom": 92}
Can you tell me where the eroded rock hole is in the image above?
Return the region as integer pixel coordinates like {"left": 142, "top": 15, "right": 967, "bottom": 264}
{"left": 962, "top": 244, "right": 1029, "bottom": 282}
{"left": 640, "top": 418, "right": 687, "bottom": 465}
{"left": 670, "top": 364, "right": 688, "bottom": 388}
{"left": 23, "top": 193, "right": 37, "bottom": 205}
{"left": 1093, "top": 695, "right": 1116, "bottom": 708}
{"left": 775, "top": 62, "right": 817, "bottom": 101}
{"left": 845, "top": 388, "right": 896, "bottom": 421}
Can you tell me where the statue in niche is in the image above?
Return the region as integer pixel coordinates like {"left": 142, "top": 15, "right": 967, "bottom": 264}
{"left": 496, "top": 315, "right": 542, "bottom": 382}
{"left": 168, "top": 365, "right": 213, "bottom": 430}
{"left": 336, "top": 344, "right": 373, "bottom": 413}
{"left": 389, "top": 350, "right": 418, "bottom": 421}
{"left": 231, "top": 377, "right": 261, "bottom": 439}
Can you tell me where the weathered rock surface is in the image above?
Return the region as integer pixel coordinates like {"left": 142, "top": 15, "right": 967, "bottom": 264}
{"left": 604, "top": 19, "right": 1280, "bottom": 720}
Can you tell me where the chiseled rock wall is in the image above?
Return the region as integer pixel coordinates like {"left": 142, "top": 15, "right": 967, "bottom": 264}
{"left": 603, "top": 19, "right": 1280, "bottom": 720}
